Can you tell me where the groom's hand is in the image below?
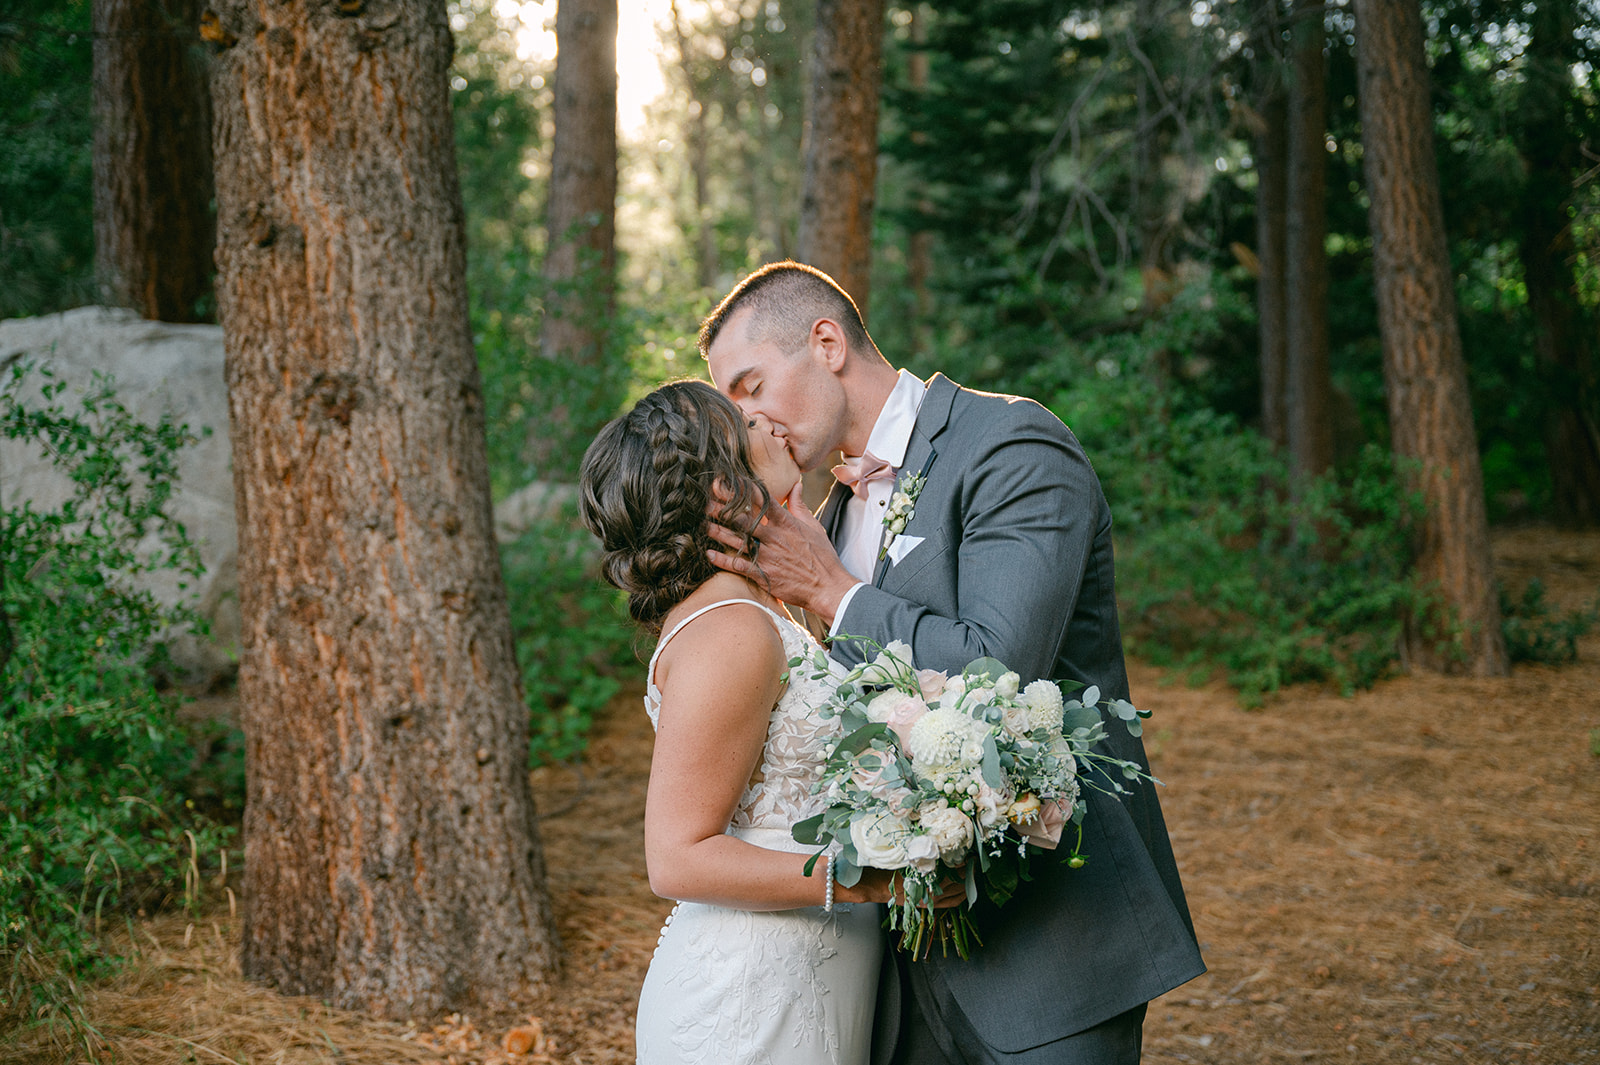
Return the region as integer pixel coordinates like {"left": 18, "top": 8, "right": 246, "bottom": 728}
{"left": 706, "top": 501, "right": 858, "bottom": 626}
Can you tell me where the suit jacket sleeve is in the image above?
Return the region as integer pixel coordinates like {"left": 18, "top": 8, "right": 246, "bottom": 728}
{"left": 833, "top": 400, "right": 1097, "bottom": 684}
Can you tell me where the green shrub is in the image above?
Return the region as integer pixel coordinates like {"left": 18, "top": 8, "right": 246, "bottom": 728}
{"left": 0, "top": 362, "right": 230, "bottom": 1022}
{"left": 499, "top": 509, "right": 636, "bottom": 766}
{"left": 1024, "top": 282, "right": 1433, "bottom": 706}
{"left": 1499, "top": 579, "right": 1598, "bottom": 664}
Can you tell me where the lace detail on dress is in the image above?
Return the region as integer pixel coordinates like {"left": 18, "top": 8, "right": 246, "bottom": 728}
{"left": 642, "top": 599, "right": 844, "bottom": 836}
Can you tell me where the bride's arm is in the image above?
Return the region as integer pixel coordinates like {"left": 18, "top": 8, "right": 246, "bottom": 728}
{"left": 645, "top": 602, "right": 877, "bottom": 909}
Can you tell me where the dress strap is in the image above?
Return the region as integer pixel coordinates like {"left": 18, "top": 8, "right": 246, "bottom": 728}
{"left": 646, "top": 598, "right": 786, "bottom": 696}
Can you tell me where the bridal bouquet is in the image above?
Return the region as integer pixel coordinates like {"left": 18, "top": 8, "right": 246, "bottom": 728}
{"left": 790, "top": 638, "right": 1152, "bottom": 959}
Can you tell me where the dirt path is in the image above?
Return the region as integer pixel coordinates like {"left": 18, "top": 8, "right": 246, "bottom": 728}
{"left": 9, "top": 529, "right": 1596, "bottom": 1064}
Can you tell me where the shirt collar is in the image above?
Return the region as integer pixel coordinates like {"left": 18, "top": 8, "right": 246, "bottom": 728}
{"left": 860, "top": 369, "right": 926, "bottom": 469}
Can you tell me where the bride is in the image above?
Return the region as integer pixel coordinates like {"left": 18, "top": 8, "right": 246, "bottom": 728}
{"left": 579, "top": 380, "right": 884, "bottom": 1064}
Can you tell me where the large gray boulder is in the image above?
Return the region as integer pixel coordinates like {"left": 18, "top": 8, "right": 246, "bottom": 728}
{"left": 2, "top": 308, "right": 588, "bottom": 689}
{"left": 1, "top": 307, "right": 238, "bottom": 686}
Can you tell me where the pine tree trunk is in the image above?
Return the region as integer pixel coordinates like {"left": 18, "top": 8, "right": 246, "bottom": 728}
{"left": 1354, "top": 0, "right": 1509, "bottom": 676}
{"left": 92, "top": 0, "right": 214, "bottom": 321}
{"left": 207, "top": 0, "right": 560, "bottom": 1016}
{"left": 1284, "top": 0, "right": 1332, "bottom": 478}
{"left": 1517, "top": 3, "right": 1600, "bottom": 527}
{"left": 542, "top": 0, "right": 617, "bottom": 363}
{"left": 1251, "top": 0, "right": 1288, "bottom": 450}
{"left": 798, "top": 0, "right": 884, "bottom": 314}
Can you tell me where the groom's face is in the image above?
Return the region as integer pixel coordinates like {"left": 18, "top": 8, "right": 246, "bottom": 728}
{"left": 707, "top": 309, "right": 846, "bottom": 474}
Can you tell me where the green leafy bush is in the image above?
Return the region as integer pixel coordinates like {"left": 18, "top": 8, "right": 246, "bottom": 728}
{"left": 0, "top": 362, "right": 229, "bottom": 1020}
{"left": 1023, "top": 281, "right": 1432, "bottom": 706}
{"left": 1499, "top": 579, "right": 1598, "bottom": 664}
{"left": 499, "top": 509, "right": 636, "bottom": 766}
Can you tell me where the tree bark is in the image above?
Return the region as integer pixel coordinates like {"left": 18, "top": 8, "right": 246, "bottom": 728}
{"left": 93, "top": 0, "right": 214, "bottom": 322}
{"left": 1516, "top": 2, "right": 1600, "bottom": 527}
{"left": 1354, "top": 0, "right": 1508, "bottom": 676}
{"left": 797, "top": 0, "right": 884, "bottom": 316}
{"left": 542, "top": 0, "right": 617, "bottom": 364}
{"left": 207, "top": 0, "right": 559, "bottom": 1016}
{"left": 1284, "top": 0, "right": 1332, "bottom": 479}
{"left": 1251, "top": 0, "right": 1288, "bottom": 450}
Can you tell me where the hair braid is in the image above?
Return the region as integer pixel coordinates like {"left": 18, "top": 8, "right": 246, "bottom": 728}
{"left": 579, "top": 381, "right": 771, "bottom": 635}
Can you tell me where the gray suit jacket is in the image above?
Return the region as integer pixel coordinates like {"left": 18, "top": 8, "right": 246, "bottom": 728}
{"left": 822, "top": 374, "right": 1205, "bottom": 1054}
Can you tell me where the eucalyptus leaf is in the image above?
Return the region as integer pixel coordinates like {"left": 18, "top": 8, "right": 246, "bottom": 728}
{"left": 964, "top": 656, "right": 1009, "bottom": 682}
{"left": 1063, "top": 705, "right": 1102, "bottom": 733}
{"left": 792, "top": 813, "right": 825, "bottom": 846}
{"left": 981, "top": 734, "right": 1002, "bottom": 788}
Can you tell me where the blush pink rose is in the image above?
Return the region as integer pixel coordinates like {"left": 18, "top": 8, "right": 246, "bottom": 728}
{"left": 915, "top": 669, "right": 949, "bottom": 703}
{"left": 1015, "top": 797, "right": 1072, "bottom": 850}
{"left": 868, "top": 690, "right": 931, "bottom": 747}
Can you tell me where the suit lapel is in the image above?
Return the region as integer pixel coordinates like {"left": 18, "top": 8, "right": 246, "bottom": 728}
{"left": 871, "top": 375, "right": 959, "bottom": 588}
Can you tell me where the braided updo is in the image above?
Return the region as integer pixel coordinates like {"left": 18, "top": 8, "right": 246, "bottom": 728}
{"left": 579, "top": 380, "right": 771, "bottom": 635}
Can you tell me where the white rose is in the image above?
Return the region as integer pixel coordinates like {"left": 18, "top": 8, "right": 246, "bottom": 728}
{"left": 994, "top": 671, "right": 1021, "bottom": 699}
{"left": 904, "top": 833, "right": 940, "bottom": 873}
{"left": 919, "top": 805, "right": 974, "bottom": 861}
{"left": 973, "top": 783, "right": 1011, "bottom": 829}
{"left": 850, "top": 811, "right": 912, "bottom": 870}
{"left": 938, "top": 675, "right": 968, "bottom": 707}
{"left": 1000, "top": 702, "right": 1034, "bottom": 737}
{"left": 857, "top": 640, "right": 915, "bottom": 686}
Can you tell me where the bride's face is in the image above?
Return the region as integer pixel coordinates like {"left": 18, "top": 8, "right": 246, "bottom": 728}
{"left": 745, "top": 413, "right": 801, "bottom": 501}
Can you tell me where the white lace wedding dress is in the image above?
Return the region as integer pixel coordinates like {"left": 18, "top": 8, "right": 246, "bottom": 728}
{"left": 635, "top": 599, "right": 883, "bottom": 1065}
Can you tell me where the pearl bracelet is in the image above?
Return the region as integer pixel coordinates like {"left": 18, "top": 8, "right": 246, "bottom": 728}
{"left": 824, "top": 853, "right": 835, "bottom": 912}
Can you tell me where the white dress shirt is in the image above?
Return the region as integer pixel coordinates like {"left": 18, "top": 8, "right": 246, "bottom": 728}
{"left": 830, "top": 369, "right": 926, "bottom": 634}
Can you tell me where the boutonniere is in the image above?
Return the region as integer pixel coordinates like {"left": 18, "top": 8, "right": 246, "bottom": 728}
{"left": 878, "top": 470, "right": 927, "bottom": 562}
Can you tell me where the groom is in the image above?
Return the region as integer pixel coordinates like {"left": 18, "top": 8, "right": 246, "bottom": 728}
{"left": 702, "top": 261, "right": 1204, "bottom": 1064}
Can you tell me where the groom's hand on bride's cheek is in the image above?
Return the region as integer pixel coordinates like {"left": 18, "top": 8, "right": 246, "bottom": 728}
{"left": 704, "top": 505, "right": 856, "bottom": 623}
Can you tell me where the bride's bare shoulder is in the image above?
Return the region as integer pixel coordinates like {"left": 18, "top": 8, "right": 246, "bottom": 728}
{"left": 656, "top": 575, "right": 783, "bottom": 680}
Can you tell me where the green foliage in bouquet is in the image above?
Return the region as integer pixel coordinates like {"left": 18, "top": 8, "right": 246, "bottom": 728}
{"left": 0, "top": 362, "right": 230, "bottom": 1022}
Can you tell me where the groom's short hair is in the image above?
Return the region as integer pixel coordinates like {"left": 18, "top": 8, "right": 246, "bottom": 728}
{"left": 698, "top": 261, "right": 876, "bottom": 360}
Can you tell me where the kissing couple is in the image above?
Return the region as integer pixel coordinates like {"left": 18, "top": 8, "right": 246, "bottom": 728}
{"left": 578, "top": 262, "right": 1204, "bottom": 1065}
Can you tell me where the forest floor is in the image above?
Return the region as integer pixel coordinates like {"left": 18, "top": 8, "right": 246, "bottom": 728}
{"left": 5, "top": 527, "right": 1597, "bottom": 1065}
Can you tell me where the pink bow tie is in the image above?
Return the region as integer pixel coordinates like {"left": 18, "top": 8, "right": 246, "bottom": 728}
{"left": 832, "top": 450, "right": 896, "bottom": 500}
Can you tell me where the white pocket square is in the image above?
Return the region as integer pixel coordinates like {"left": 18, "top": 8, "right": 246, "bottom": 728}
{"left": 886, "top": 534, "right": 925, "bottom": 566}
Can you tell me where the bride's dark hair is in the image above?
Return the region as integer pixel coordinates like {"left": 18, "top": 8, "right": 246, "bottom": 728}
{"left": 579, "top": 380, "right": 771, "bottom": 635}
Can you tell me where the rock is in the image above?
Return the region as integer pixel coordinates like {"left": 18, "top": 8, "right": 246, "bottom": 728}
{"left": 2, "top": 307, "right": 586, "bottom": 688}
{"left": 2, "top": 308, "right": 238, "bottom": 687}
{"left": 493, "top": 479, "right": 578, "bottom": 543}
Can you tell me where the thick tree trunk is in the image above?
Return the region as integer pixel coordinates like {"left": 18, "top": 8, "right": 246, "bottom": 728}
{"left": 797, "top": 0, "right": 884, "bottom": 315}
{"left": 1251, "top": 0, "right": 1288, "bottom": 450}
{"left": 1284, "top": 0, "right": 1332, "bottom": 478}
{"left": 207, "top": 0, "right": 559, "bottom": 1016}
{"left": 1354, "top": 0, "right": 1508, "bottom": 676}
{"left": 542, "top": 0, "right": 618, "bottom": 363}
{"left": 92, "top": 0, "right": 214, "bottom": 321}
{"left": 1517, "top": 3, "right": 1600, "bottom": 527}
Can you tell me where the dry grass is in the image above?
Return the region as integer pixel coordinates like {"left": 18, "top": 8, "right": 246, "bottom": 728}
{"left": 3, "top": 526, "right": 1596, "bottom": 1064}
